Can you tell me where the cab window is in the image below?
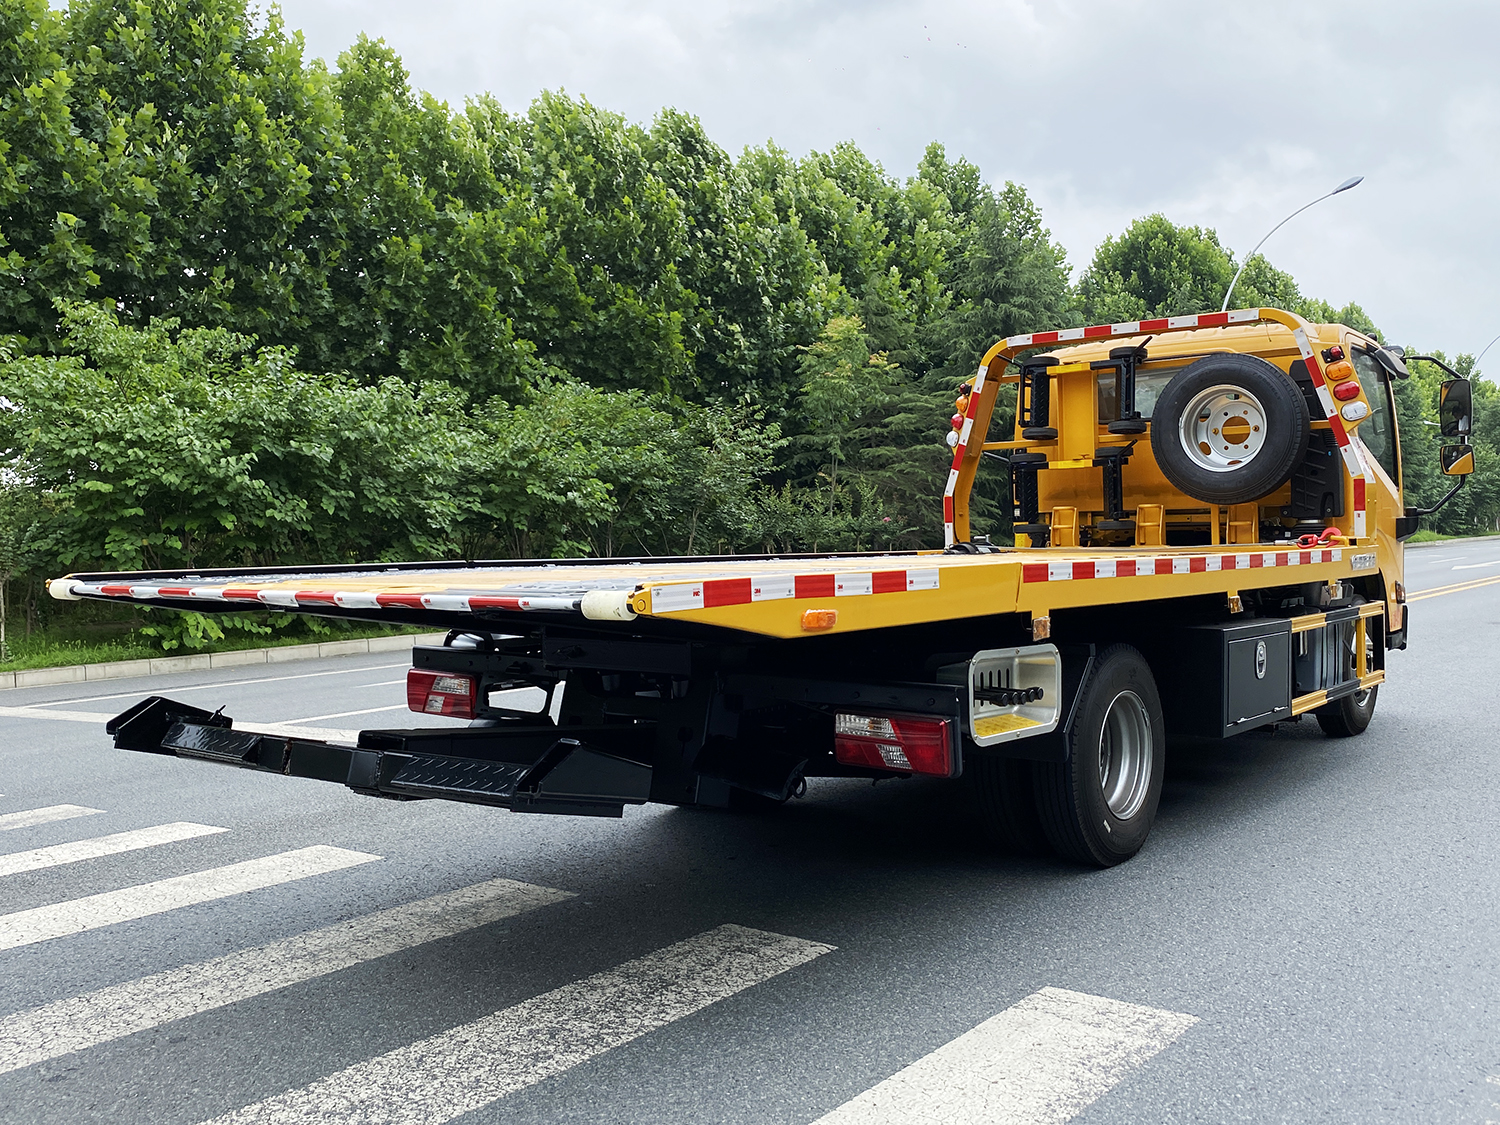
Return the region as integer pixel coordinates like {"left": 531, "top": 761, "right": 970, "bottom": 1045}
{"left": 1350, "top": 349, "right": 1399, "bottom": 485}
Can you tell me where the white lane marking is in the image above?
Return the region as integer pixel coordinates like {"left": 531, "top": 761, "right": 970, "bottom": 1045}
{"left": 0, "top": 822, "right": 227, "bottom": 877}
{"left": 279, "top": 704, "right": 410, "bottom": 725}
{"left": 359, "top": 680, "right": 409, "bottom": 688}
{"left": 0, "top": 805, "right": 103, "bottom": 832}
{"left": 238, "top": 723, "right": 360, "bottom": 743}
{"left": 810, "top": 986, "right": 1198, "bottom": 1125}
{"left": 0, "top": 877, "right": 573, "bottom": 1075}
{"left": 1453, "top": 560, "right": 1500, "bottom": 570}
{"left": 0, "top": 845, "right": 378, "bottom": 951}
{"left": 0, "top": 707, "right": 358, "bottom": 743}
{"left": 0, "top": 706, "right": 115, "bottom": 724}
{"left": 202, "top": 924, "right": 833, "bottom": 1125}
{"left": 23, "top": 663, "right": 410, "bottom": 709}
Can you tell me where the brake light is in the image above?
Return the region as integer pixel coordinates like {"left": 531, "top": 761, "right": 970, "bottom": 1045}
{"left": 1332, "top": 380, "right": 1361, "bottom": 401}
{"left": 834, "top": 712, "right": 952, "bottom": 776}
{"left": 406, "top": 670, "right": 477, "bottom": 719}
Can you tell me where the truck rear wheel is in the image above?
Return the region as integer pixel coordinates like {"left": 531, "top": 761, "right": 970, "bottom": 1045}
{"left": 1033, "top": 644, "right": 1165, "bottom": 867}
{"left": 1150, "top": 354, "right": 1310, "bottom": 505}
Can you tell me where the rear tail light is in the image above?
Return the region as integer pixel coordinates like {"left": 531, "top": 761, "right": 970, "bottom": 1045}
{"left": 407, "top": 670, "right": 477, "bottom": 719}
{"left": 834, "top": 712, "right": 952, "bottom": 776}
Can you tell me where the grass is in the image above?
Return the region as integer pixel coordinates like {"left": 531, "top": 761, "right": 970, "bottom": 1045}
{"left": 1406, "top": 528, "right": 1500, "bottom": 543}
{"left": 0, "top": 620, "right": 431, "bottom": 673}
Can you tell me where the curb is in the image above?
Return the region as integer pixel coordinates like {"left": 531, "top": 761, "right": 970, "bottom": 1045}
{"left": 1, "top": 632, "right": 448, "bottom": 692}
{"left": 1406, "top": 533, "right": 1500, "bottom": 549}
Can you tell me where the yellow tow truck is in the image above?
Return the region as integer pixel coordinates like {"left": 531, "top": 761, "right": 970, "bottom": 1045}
{"left": 51, "top": 308, "right": 1477, "bottom": 866}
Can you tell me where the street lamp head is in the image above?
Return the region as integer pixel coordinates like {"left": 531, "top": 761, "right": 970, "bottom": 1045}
{"left": 1219, "top": 174, "right": 1366, "bottom": 312}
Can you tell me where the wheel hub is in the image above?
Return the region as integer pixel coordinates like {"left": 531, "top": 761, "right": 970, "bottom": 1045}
{"left": 1098, "top": 690, "right": 1153, "bottom": 820}
{"left": 1178, "top": 384, "right": 1268, "bottom": 473}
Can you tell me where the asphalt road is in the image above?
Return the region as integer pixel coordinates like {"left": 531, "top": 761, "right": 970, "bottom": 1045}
{"left": 2, "top": 537, "right": 1500, "bottom": 1124}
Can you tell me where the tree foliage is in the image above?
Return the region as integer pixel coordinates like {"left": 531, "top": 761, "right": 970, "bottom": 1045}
{"left": 2, "top": 0, "right": 1493, "bottom": 651}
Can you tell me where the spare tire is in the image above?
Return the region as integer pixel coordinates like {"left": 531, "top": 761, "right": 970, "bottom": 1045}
{"left": 1149, "top": 354, "right": 1310, "bottom": 505}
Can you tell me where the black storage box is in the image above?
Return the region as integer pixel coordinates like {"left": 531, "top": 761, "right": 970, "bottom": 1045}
{"left": 1153, "top": 618, "right": 1293, "bottom": 738}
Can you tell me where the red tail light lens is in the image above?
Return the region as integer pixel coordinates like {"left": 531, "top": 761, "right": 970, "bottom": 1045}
{"left": 834, "top": 712, "right": 953, "bottom": 776}
{"left": 1332, "top": 379, "right": 1361, "bottom": 401}
{"left": 406, "top": 670, "right": 477, "bottom": 719}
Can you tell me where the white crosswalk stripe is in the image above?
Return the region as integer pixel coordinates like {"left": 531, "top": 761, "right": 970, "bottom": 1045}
{"left": 0, "top": 844, "right": 379, "bottom": 951}
{"left": 0, "top": 876, "right": 573, "bottom": 1074}
{"left": 0, "top": 821, "right": 227, "bottom": 877}
{"left": 0, "top": 804, "right": 103, "bottom": 832}
{"left": 199, "top": 924, "right": 834, "bottom": 1125}
{"left": 809, "top": 986, "right": 1198, "bottom": 1125}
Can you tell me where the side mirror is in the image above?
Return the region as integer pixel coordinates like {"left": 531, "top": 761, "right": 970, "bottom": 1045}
{"left": 1441, "top": 444, "right": 1475, "bottom": 476}
{"left": 1439, "top": 378, "right": 1472, "bottom": 438}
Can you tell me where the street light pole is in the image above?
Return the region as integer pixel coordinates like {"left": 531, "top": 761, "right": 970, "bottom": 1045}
{"left": 1221, "top": 176, "right": 1364, "bottom": 312}
{"left": 1475, "top": 332, "right": 1500, "bottom": 372}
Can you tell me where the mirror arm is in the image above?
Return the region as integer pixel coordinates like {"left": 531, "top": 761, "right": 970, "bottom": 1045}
{"left": 1404, "top": 355, "right": 1465, "bottom": 380}
{"left": 1408, "top": 474, "right": 1466, "bottom": 517}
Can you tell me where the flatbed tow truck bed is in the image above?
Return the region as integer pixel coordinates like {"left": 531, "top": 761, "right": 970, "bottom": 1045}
{"left": 49, "top": 540, "right": 1360, "bottom": 640}
{"left": 52, "top": 306, "right": 1472, "bottom": 866}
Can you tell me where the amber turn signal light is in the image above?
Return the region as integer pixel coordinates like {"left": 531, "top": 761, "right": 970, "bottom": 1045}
{"left": 1325, "top": 359, "right": 1356, "bottom": 382}
{"left": 801, "top": 608, "right": 838, "bottom": 631}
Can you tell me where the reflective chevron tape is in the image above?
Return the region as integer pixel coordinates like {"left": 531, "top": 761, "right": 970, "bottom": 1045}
{"left": 943, "top": 360, "right": 993, "bottom": 548}
{"left": 649, "top": 568, "right": 941, "bottom": 615}
{"left": 1000, "top": 309, "right": 1265, "bottom": 350}
{"left": 1020, "top": 548, "right": 1342, "bottom": 582}
{"left": 58, "top": 582, "right": 583, "bottom": 614}
{"left": 1292, "top": 326, "right": 1369, "bottom": 538}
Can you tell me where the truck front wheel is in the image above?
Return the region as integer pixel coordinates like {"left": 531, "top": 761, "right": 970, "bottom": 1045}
{"left": 1316, "top": 613, "right": 1378, "bottom": 736}
{"left": 1033, "top": 644, "right": 1165, "bottom": 867}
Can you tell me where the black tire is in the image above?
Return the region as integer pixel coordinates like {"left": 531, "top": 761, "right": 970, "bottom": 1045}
{"left": 1033, "top": 644, "right": 1166, "bottom": 867}
{"left": 968, "top": 754, "right": 1047, "bottom": 855}
{"left": 1150, "top": 354, "right": 1310, "bottom": 505}
{"left": 1316, "top": 603, "right": 1378, "bottom": 736}
{"left": 1315, "top": 686, "right": 1377, "bottom": 737}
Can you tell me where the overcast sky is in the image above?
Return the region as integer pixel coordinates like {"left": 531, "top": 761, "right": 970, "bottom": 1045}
{"left": 275, "top": 0, "right": 1500, "bottom": 365}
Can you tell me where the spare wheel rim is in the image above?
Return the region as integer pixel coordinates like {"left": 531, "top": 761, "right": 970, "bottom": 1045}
{"left": 1178, "top": 384, "right": 1269, "bottom": 473}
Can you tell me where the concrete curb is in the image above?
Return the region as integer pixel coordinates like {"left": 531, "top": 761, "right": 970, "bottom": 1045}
{"left": 0, "top": 632, "right": 448, "bottom": 692}
{"left": 1406, "top": 533, "right": 1500, "bottom": 549}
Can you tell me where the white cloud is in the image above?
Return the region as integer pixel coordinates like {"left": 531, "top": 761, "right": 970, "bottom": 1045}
{"left": 277, "top": 0, "right": 1500, "bottom": 361}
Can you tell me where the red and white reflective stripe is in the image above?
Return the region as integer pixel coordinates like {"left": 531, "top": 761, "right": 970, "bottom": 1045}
{"left": 58, "top": 583, "right": 580, "bottom": 614}
{"left": 1292, "top": 327, "right": 1368, "bottom": 538}
{"left": 1020, "top": 548, "right": 1343, "bottom": 582}
{"left": 649, "top": 568, "right": 941, "bottom": 615}
{"left": 943, "top": 361, "right": 992, "bottom": 548}
{"left": 1001, "top": 308, "right": 1263, "bottom": 351}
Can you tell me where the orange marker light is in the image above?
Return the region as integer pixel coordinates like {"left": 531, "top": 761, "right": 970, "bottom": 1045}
{"left": 1325, "top": 360, "right": 1356, "bottom": 382}
{"left": 801, "top": 608, "right": 838, "bottom": 631}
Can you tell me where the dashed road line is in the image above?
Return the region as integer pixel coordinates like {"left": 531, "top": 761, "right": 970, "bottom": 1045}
{"left": 200, "top": 924, "right": 834, "bottom": 1125}
{"left": 279, "top": 704, "right": 410, "bottom": 725}
{"left": 809, "top": 986, "right": 1198, "bottom": 1125}
{"left": 0, "top": 877, "right": 572, "bottom": 1074}
{"left": 0, "top": 705, "right": 359, "bottom": 742}
{"left": 19, "top": 662, "right": 410, "bottom": 709}
{"left": 0, "top": 804, "right": 103, "bottom": 832}
{"left": 0, "top": 822, "right": 226, "bottom": 877}
{"left": 0, "top": 845, "right": 378, "bottom": 951}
